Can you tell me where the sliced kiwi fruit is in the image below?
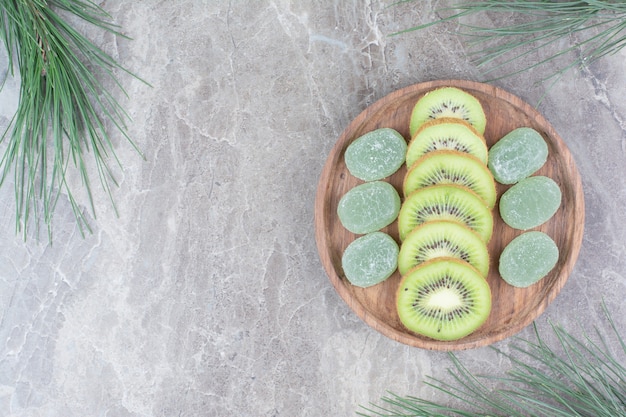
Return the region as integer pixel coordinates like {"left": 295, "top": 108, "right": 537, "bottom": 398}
{"left": 409, "top": 87, "right": 487, "bottom": 137}
{"left": 397, "top": 220, "right": 490, "bottom": 277}
{"left": 397, "top": 184, "right": 493, "bottom": 243}
{"left": 406, "top": 118, "right": 488, "bottom": 169}
{"left": 396, "top": 257, "right": 491, "bottom": 341}
{"left": 403, "top": 150, "right": 497, "bottom": 208}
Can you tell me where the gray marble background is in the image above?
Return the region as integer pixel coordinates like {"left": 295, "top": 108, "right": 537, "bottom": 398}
{"left": 1, "top": 1, "right": 625, "bottom": 416}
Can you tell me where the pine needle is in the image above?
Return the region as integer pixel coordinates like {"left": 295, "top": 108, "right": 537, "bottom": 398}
{"left": 0, "top": 0, "right": 147, "bottom": 241}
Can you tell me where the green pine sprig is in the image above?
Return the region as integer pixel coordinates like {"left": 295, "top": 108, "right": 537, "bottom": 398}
{"left": 0, "top": 0, "right": 146, "bottom": 240}
{"left": 358, "top": 303, "right": 626, "bottom": 417}
{"left": 394, "top": 1, "right": 626, "bottom": 86}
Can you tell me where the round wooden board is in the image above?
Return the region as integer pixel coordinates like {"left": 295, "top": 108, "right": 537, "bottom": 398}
{"left": 315, "top": 79, "right": 585, "bottom": 351}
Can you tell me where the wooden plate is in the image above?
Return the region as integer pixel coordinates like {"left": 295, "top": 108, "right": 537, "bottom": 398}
{"left": 315, "top": 79, "right": 584, "bottom": 351}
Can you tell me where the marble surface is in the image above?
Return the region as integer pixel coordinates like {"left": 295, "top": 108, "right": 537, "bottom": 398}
{"left": 1, "top": 1, "right": 625, "bottom": 416}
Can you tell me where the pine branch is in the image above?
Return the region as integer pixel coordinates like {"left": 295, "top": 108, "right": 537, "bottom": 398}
{"left": 394, "top": 0, "right": 626, "bottom": 85}
{"left": 0, "top": 0, "right": 147, "bottom": 241}
{"left": 359, "top": 303, "right": 626, "bottom": 417}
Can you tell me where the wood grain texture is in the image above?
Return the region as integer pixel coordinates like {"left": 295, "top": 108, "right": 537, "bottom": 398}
{"left": 314, "top": 80, "right": 585, "bottom": 351}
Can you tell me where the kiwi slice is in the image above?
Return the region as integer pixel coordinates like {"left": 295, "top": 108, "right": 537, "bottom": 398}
{"left": 396, "top": 257, "right": 492, "bottom": 341}
{"left": 403, "top": 150, "right": 497, "bottom": 208}
{"left": 397, "top": 184, "right": 493, "bottom": 242}
{"left": 409, "top": 87, "right": 487, "bottom": 137}
{"left": 397, "top": 220, "right": 490, "bottom": 277}
{"left": 406, "top": 118, "right": 488, "bottom": 169}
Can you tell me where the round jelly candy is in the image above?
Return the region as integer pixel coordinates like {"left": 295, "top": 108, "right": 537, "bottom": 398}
{"left": 488, "top": 127, "right": 548, "bottom": 185}
{"left": 499, "top": 231, "right": 559, "bottom": 288}
{"left": 344, "top": 128, "right": 407, "bottom": 181}
{"left": 337, "top": 181, "right": 401, "bottom": 234}
{"left": 499, "top": 176, "right": 561, "bottom": 230}
{"left": 342, "top": 232, "right": 399, "bottom": 287}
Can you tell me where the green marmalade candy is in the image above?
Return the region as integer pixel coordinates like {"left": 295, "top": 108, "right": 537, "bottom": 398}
{"left": 337, "top": 181, "right": 401, "bottom": 234}
{"left": 344, "top": 128, "right": 407, "bottom": 181}
{"left": 499, "top": 176, "right": 561, "bottom": 230}
{"left": 341, "top": 232, "right": 399, "bottom": 287}
{"left": 488, "top": 127, "right": 548, "bottom": 184}
{"left": 499, "top": 231, "right": 559, "bottom": 288}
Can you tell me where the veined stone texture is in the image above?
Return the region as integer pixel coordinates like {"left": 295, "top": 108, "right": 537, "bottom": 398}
{"left": 0, "top": 1, "right": 625, "bottom": 416}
